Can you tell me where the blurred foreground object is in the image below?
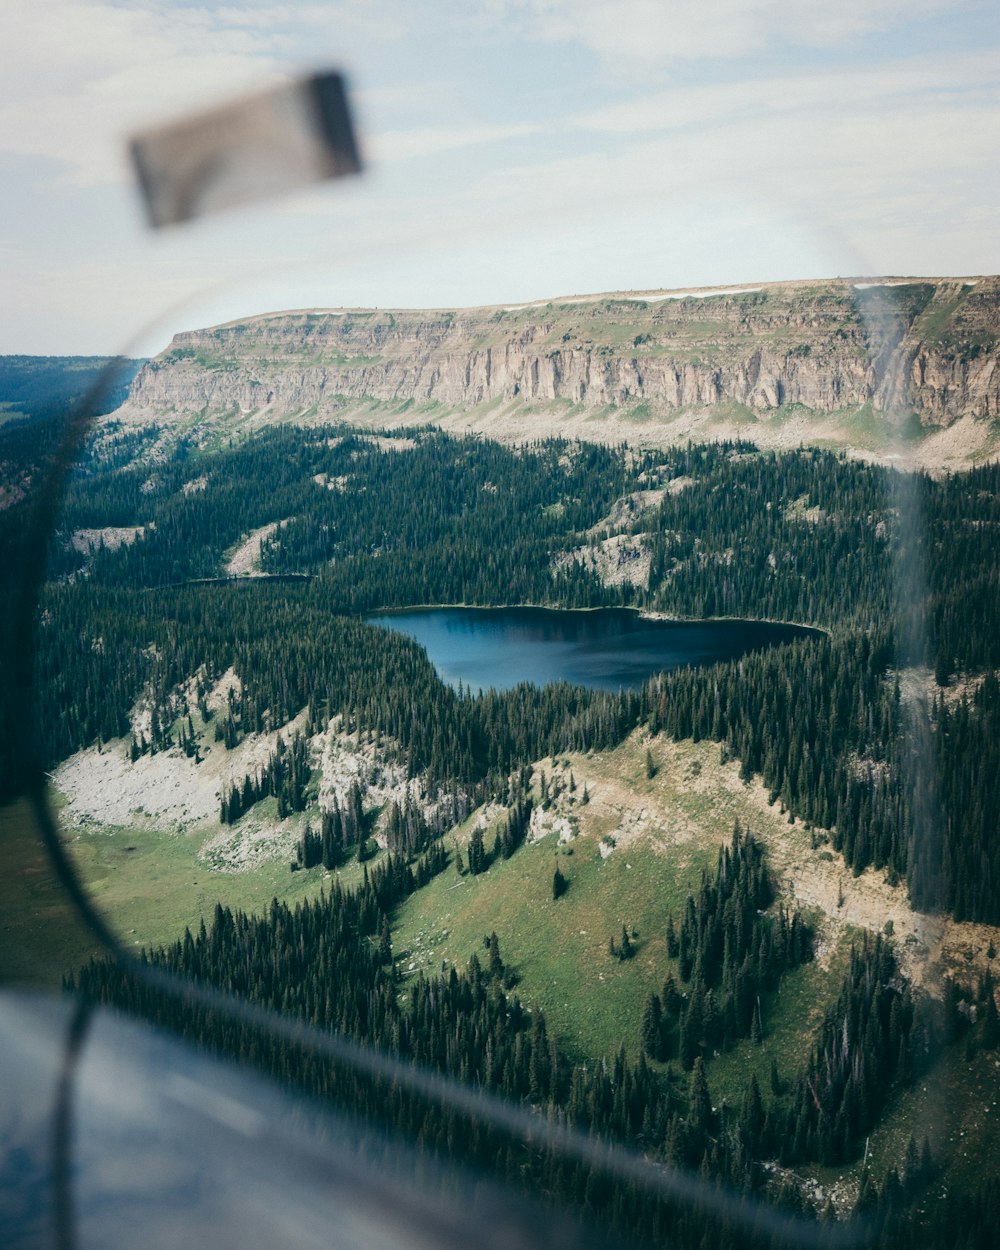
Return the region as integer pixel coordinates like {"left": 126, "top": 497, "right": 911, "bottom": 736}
{"left": 0, "top": 992, "right": 593, "bottom": 1250}
{"left": 130, "top": 72, "right": 362, "bottom": 229}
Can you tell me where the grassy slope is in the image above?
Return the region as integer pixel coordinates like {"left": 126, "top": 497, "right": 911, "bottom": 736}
{"left": 789, "top": 1034, "right": 1000, "bottom": 1214}
{"left": 391, "top": 730, "right": 1000, "bottom": 1202}
{"left": 706, "top": 932, "right": 855, "bottom": 1108}
{"left": 0, "top": 799, "right": 102, "bottom": 987}
{"left": 0, "top": 791, "right": 378, "bottom": 987}
{"left": 395, "top": 827, "right": 707, "bottom": 1065}
{"left": 65, "top": 813, "right": 344, "bottom": 957}
{"left": 9, "top": 718, "right": 1000, "bottom": 1201}
{"left": 393, "top": 733, "right": 842, "bottom": 1066}
{"left": 862, "top": 1045, "right": 1000, "bottom": 1190}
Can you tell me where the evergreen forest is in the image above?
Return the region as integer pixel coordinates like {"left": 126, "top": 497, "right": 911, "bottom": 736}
{"left": 5, "top": 408, "right": 1000, "bottom": 1247}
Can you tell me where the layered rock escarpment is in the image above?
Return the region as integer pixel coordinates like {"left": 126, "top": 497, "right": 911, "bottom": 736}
{"left": 122, "top": 278, "right": 1000, "bottom": 443}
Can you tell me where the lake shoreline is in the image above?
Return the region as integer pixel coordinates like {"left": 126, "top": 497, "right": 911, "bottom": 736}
{"left": 362, "top": 600, "right": 830, "bottom": 639}
{"left": 364, "top": 605, "right": 825, "bottom": 694}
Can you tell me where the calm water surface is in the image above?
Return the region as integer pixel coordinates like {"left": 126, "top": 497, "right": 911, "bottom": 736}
{"left": 365, "top": 606, "right": 820, "bottom": 694}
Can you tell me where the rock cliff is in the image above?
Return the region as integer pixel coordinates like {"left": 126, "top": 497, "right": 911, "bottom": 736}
{"left": 120, "top": 277, "right": 1000, "bottom": 466}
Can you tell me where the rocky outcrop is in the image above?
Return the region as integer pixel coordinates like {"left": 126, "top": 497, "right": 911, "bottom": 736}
{"left": 121, "top": 277, "right": 1000, "bottom": 447}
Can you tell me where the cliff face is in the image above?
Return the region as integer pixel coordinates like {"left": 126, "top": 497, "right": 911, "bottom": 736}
{"left": 122, "top": 278, "right": 1000, "bottom": 456}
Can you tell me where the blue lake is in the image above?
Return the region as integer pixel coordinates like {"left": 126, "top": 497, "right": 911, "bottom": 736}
{"left": 365, "top": 606, "right": 821, "bottom": 694}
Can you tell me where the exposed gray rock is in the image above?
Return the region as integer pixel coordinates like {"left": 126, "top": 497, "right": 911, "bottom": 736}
{"left": 120, "top": 277, "right": 1000, "bottom": 446}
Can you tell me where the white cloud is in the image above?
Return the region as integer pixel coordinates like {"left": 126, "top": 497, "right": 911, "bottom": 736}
{"left": 476, "top": 0, "right": 967, "bottom": 66}
{"left": 569, "top": 49, "right": 1000, "bottom": 136}
{"left": 331, "top": 52, "right": 999, "bottom": 296}
{"left": 470, "top": 94, "right": 997, "bottom": 233}
{"left": 369, "top": 120, "right": 544, "bottom": 162}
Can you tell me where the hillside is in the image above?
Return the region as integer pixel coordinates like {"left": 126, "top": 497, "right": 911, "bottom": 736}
{"left": 7, "top": 411, "right": 1000, "bottom": 1240}
{"left": 5, "top": 387, "right": 1000, "bottom": 1240}
{"left": 118, "top": 277, "right": 1000, "bottom": 467}
{"left": 0, "top": 355, "right": 142, "bottom": 510}
{"left": 0, "top": 355, "right": 140, "bottom": 425}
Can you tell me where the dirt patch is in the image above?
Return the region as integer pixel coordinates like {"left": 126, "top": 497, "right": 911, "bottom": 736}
{"left": 317, "top": 725, "right": 414, "bottom": 821}
{"left": 315, "top": 721, "right": 460, "bottom": 841}
{"left": 204, "top": 667, "right": 242, "bottom": 716}
{"left": 536, "top": 731, "right": 1000, "bottom": 994}
{"left": 224, "top": 518, "right": 292, "bottom": 576}
{"left": 526, "top": 807, "right": 574, "bottom": 845}
{"left": 198, "top": 814, "right": 302, "bottom": 873}
{"left": 536, "top": 743, "right": 702, "bottom": 858}
{"left": 897, "top": 664, "right": 995, "bottom": 712}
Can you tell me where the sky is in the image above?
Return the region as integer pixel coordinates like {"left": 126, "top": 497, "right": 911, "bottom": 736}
{"left": 1, "top": 0, "right": 998, "bottom": 355}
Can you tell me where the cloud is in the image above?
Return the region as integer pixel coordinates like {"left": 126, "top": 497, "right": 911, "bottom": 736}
{"left": 3, "top": 1, "right": 998, "bottom": 353}
{"left": 330, "top": 46, "right": 999, "bottom": 294}
{"left": 369, "top": 121, "right": 544, "bottom": 162}
{"left": 475, "top": 0, "right": 968, "bottom": 67}
{"left": 476, "top": 91, "right": 997, "bottom": 228}
{"left": 0, "top": 1, "right": 399, "bottom": 187}
{"left": 568, "top": 48, "right": 1000, "bottom": 136}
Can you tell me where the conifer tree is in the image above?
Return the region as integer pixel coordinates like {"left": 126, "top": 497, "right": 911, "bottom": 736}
{"left": 640, "top": 993, "right": 663, "bottom": 1061}
{"left": 687, "top": 1058, "right": 713, "bottom": 1137}
{"left": 468, "top": 826, "right": 486, "bottom": 875}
